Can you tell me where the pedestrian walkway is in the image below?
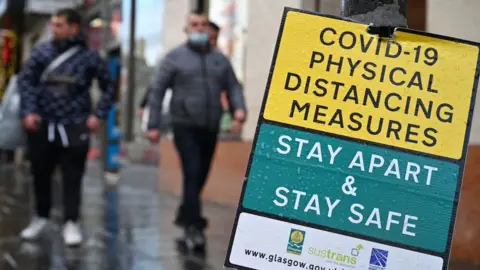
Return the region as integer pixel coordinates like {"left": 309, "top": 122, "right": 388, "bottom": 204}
{"left": 0, "top": 160, "right": 234, "bottom": 269}
{"left": 0, "top": 160, "right": 477, "bottom": 269}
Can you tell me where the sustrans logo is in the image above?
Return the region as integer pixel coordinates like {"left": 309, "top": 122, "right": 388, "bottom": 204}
{"left": 286, "top": 229, "right": 306, "bottom": 255}
{"left": 369, "top": 248, "right": 389, "bottom": 270}
{"left": 351, "top": 244, "right": 364, "bottom": 257}
{"left": 308, "top": 244, "right": 363, "bottom": 266}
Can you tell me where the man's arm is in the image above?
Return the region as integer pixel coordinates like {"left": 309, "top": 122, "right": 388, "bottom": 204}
{"left": 147, "top": 52, "right": 176, "bottom": 130}
{"left": 223, "top": 59, "right": 247, "bottom": 118}
{"left": 17, "top": 45, "right": 45, "bottom": 117}
{"left": 93, "top": 51, "right": 116, "bottom": 119}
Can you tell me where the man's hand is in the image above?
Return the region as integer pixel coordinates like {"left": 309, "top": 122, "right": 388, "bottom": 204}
{"left": 230, "top": 109, "right": 246, "bottom": 135}
{"left": 231, "top": 119, "right": 243, "bottom": 135}
{"left": 87, "top": 115, "right": 101, "bottom": 132}
{"left": 234, "top": 109, "right": 246, "bottom": 123}
{"left": 23, "top": 113, "right": 41, "bottom": 132}
{"left": 147, "top": 129, "right": 161, "bottom": 144}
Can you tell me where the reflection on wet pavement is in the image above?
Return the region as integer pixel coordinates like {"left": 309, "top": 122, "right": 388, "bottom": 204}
{"left": 0, "top": 162, "right": 478, "bottom": 269}
{"left": 0, "top": 162, "right": 235, "bottom": 270}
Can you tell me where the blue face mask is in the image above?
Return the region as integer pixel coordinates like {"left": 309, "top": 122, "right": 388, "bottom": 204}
{"left": 188, "top": 32, "right": 210, "bottom": 46}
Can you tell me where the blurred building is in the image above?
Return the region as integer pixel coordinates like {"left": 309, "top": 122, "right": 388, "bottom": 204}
{"left": 0, "top": 0, "right": 25, "bottom": 162}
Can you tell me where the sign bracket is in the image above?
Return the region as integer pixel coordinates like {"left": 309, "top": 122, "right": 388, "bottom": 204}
{"left": 366, "top": 24, "right": 398, "bottom": 38}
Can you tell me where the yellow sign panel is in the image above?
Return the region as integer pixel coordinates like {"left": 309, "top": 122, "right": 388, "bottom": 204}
{"left": 263, "top": 10, "right": 479, "bottom": 160}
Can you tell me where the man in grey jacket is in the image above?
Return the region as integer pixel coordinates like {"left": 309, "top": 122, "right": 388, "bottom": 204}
{"left": 146, "top": 10, "right": 246, "bottom": 250}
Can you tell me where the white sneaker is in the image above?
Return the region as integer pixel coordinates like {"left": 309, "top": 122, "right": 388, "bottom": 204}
{"left": 20, "top": 217, "right": 48, "bottom": 240}
{"left": 63, "top": 221, "right": 83, "bottom": 246}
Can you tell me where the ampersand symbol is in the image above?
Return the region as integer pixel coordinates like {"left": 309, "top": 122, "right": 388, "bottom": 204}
{"left": 342, "top": 176, "right": 357, "bottom": 196}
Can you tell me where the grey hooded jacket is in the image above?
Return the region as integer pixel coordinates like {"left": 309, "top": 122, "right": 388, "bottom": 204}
{"left": 147, "top": 43, "right": 246, "bottom": 131}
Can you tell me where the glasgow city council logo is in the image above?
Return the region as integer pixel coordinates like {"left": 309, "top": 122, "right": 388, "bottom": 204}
{"left": 287, "top": 229, "right": 306, "bottom": 255}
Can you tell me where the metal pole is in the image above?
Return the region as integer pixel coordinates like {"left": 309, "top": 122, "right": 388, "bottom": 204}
{"left": 100, "top": 0, "right": 110, "bottom": 172}
{"left": 124, "top": 0, "right": 136, "bottom": 141}
{"left": 11, "top": 0, "right": 25, "bottom": 73}
{"left": 341, "top": 0, "right": 407, "bottom": 27}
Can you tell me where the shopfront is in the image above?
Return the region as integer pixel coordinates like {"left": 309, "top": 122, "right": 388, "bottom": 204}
{"left": 0, "top": 0, "right": 25, "bottom": 101}
{"left": 0, "top": 0, "right": 25, "bottom": 162}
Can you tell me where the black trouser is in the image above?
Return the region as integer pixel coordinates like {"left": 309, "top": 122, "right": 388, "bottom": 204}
{"left": 27, "top": 122, "right": 89, "bottom": 222}
{"left": 173, "top": 125, "right": 218, "bottom": 230}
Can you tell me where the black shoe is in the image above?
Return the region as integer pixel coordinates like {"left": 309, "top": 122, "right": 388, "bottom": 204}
{"left": 174, "top": 217, "right": 186, "bottom": 227}
{"left": 183, "top": 226, "right": 206, "bottom": 252}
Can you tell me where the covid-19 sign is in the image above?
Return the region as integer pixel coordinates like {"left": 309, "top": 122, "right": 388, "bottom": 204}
{"left": 225, "top": 8, "right": 479, "bottom": 270}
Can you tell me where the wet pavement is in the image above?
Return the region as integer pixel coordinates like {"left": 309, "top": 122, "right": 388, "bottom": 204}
{"left": 0, "top": 160, "right": 478, "bottom": 269}
{"left": 0, "top": 160, "right": 234, "bottom": 270}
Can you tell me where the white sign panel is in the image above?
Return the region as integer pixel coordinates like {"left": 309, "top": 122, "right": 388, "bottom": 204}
{"left": 27, "top": 0, "right": 80, "bottom": 14}
{"left": 228, "top": 213, "right": 443, "bottom": 270}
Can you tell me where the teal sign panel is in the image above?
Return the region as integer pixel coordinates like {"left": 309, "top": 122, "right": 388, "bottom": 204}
{"left": 242, "top": 124, "right": 459, "bottom": 252}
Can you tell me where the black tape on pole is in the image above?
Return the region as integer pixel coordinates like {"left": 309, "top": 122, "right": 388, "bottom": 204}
{"left": 367, "top": 25, "right": 397, "bottom": 38}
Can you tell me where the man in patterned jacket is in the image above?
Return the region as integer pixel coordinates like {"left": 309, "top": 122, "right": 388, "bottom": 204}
{"left": 18, "top": 8, "right": 115, "bottom": 246}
